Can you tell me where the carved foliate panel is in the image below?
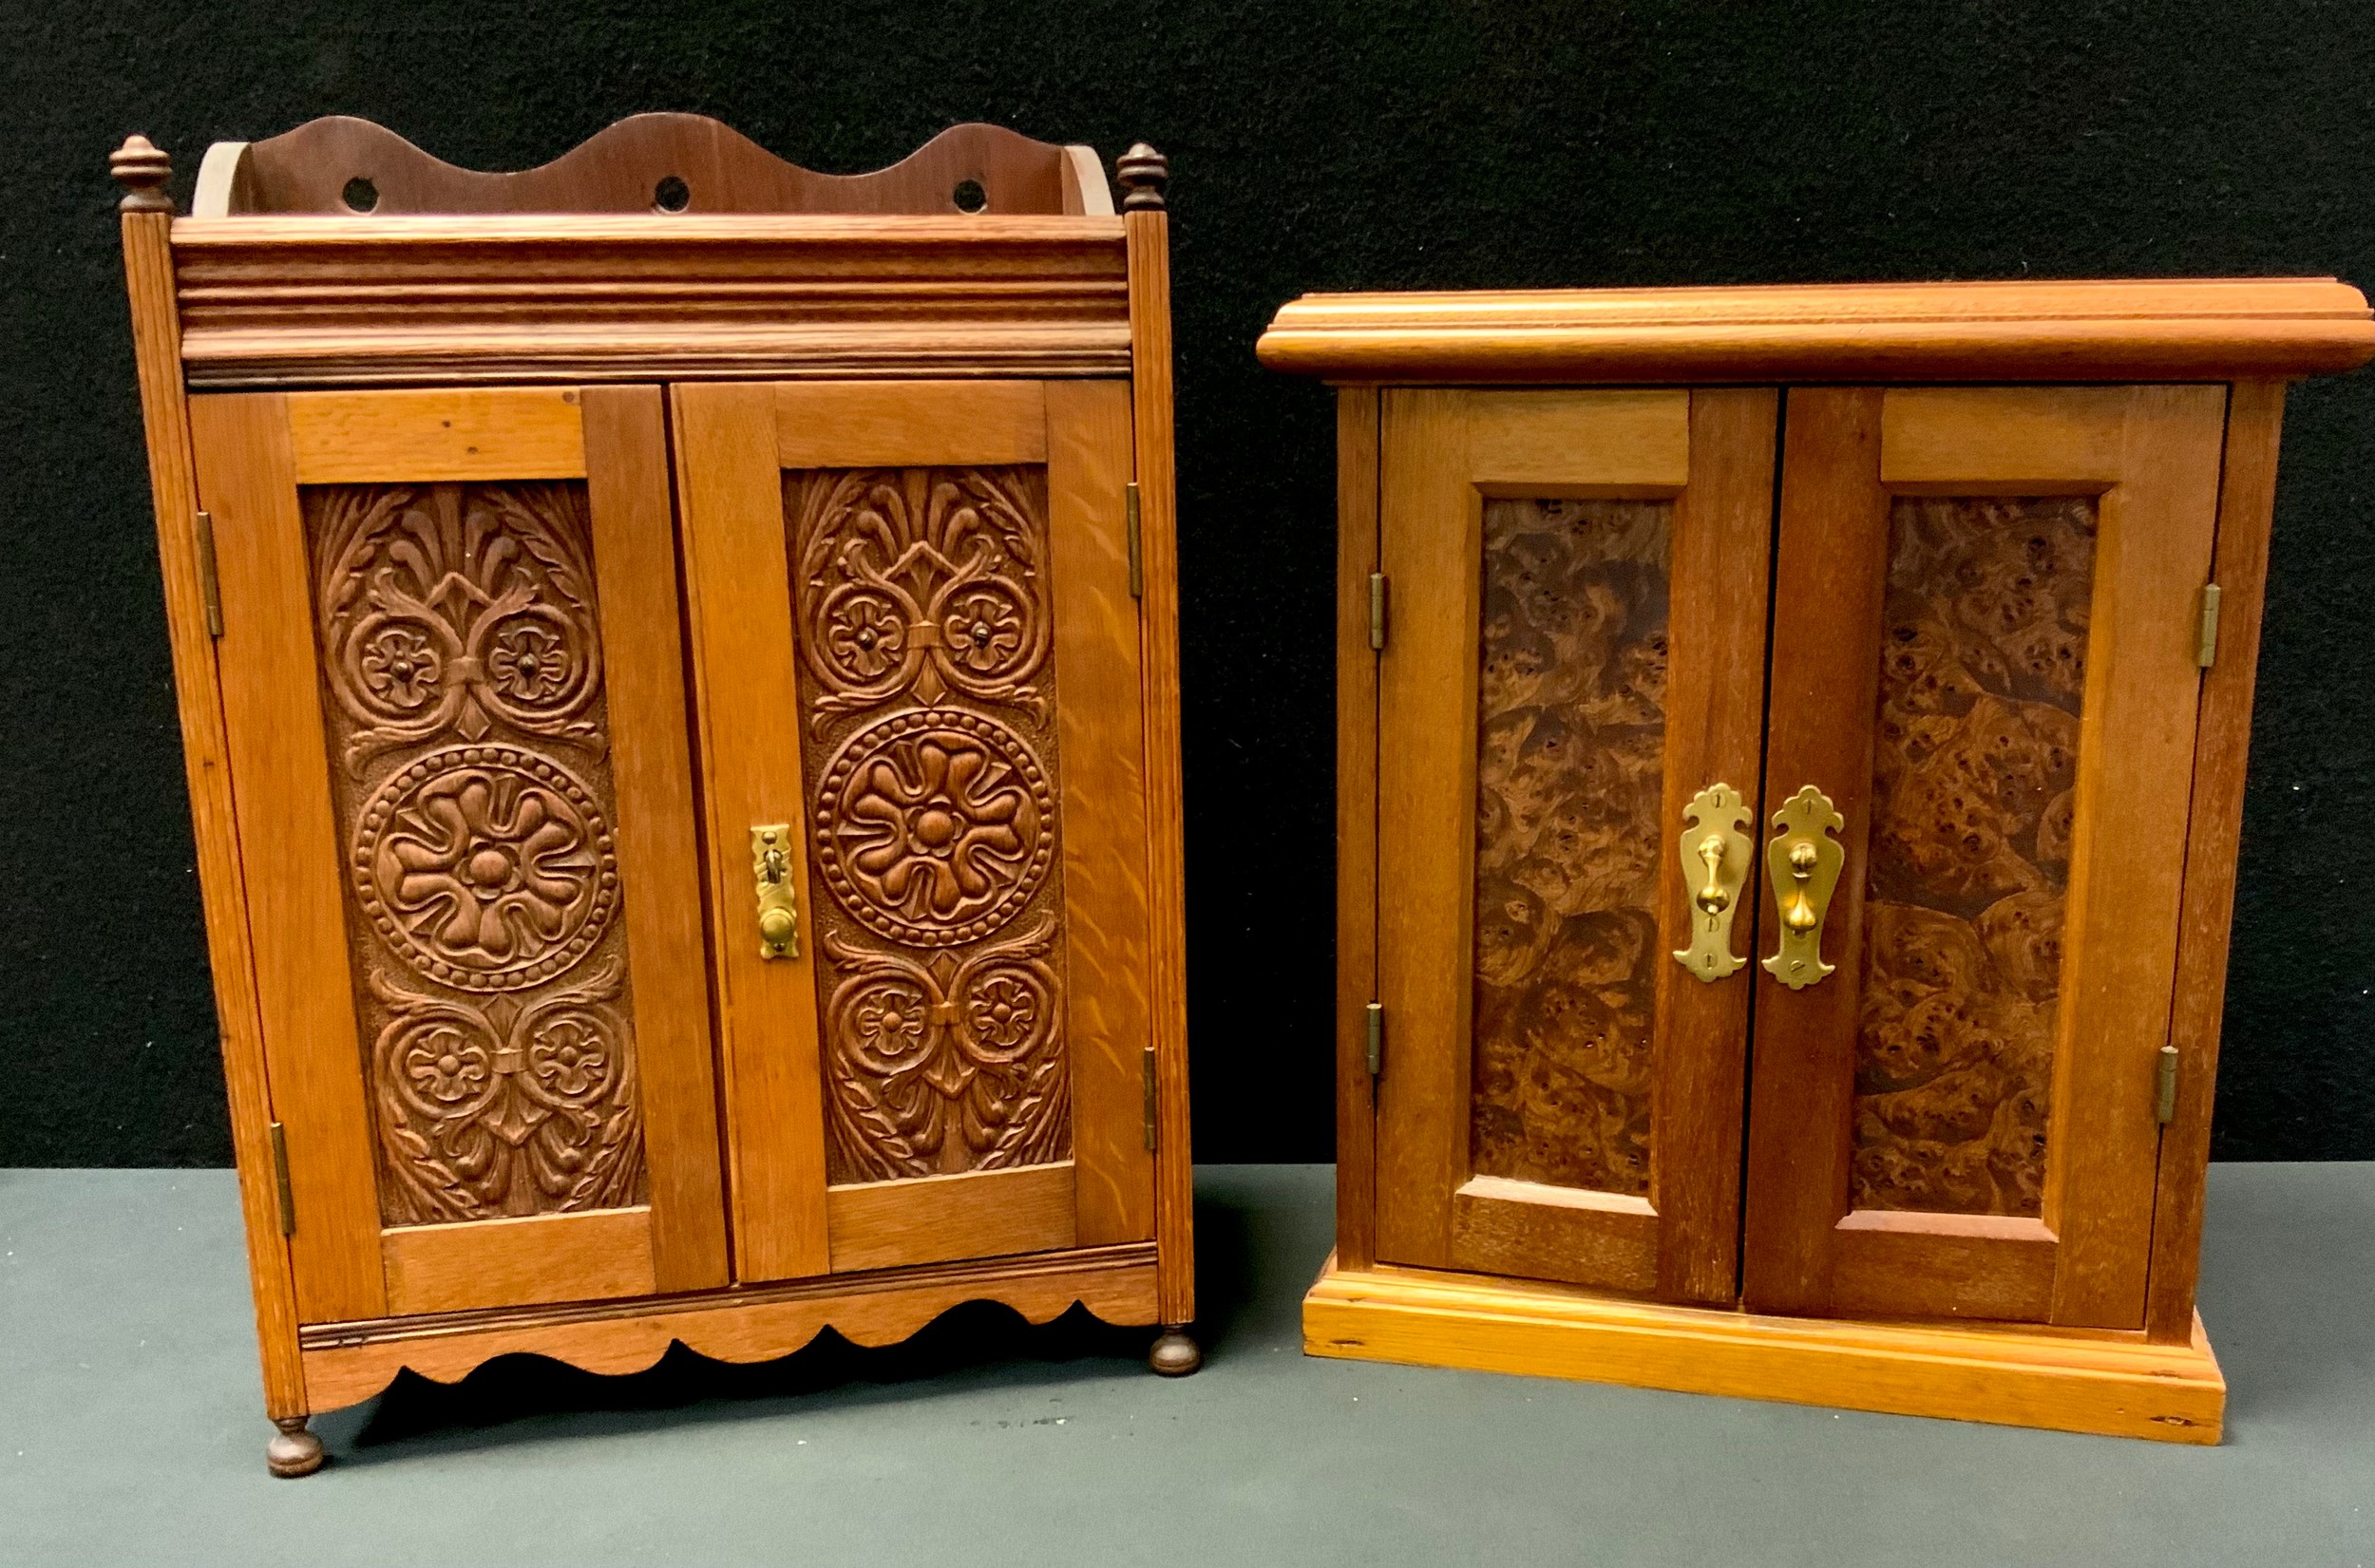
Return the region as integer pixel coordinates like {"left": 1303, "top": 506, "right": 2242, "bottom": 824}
{"left": 1469, "top": 499, "right": 1671, "bottom": 1199}
{"left": 788, "top": 467, "right": 1073, "bottom": 1182}
{"left": 306, "top": 482, "right": 646, "bottom": 1226}
{"left": 1853, "top": 496, "right": 2095, "bottom": 1218}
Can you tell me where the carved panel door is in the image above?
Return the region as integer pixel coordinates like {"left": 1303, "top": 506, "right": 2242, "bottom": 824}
{"left": 192, "top": 387, "right": 728, "bottom": 1325}
{"left": 1372, "top": 388, "right": 1777, "bottom": 1303}
{"left": 1739, "top": 387, "right": 2227, "bottom": 1328}
{"left": 674, "top": 380, "right": 1154, "bottom": 1284}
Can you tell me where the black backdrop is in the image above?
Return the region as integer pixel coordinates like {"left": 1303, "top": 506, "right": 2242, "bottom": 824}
{"left": 5, "top": 1, "right": 2371, "bottom": 1166}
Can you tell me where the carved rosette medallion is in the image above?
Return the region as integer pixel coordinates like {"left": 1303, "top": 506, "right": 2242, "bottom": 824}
{"left": 308, "top": 482, "right": 647, "bottom": 1226}
{"left": 352, "top": 746, "right": 620, "bottom": 992}
{"left": 788, "top": 465, "right": 1072, "bottom": 1181}
{"left": 813, "top": 708, "right": 1054, "bottom": 948}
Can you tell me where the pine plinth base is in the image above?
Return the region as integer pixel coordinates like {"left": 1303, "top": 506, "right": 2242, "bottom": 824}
{"left": 1302, "top": 1255, "right": 2225, "bottom": 1445}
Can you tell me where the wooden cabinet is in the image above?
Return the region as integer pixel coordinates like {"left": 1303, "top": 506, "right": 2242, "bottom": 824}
{"left": 112, "top": 117, "right": 1196, "bottom": 1476}
{"left": 1261, "top": 280, "right": 2375, "bottom": 1443}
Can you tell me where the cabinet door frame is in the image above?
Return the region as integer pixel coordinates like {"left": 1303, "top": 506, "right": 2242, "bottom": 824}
{"left": 194, "top": 385, "right": 729, "bottom": 1324}
{"left": 674, "top": 378, "right": 1155, "bottom": 1284}
{"left": 1371, "top": 386, "right": 1777, "bottom": 1303}
{"left": 1740, "top": 384, "right": 2227, "bottom": 1328}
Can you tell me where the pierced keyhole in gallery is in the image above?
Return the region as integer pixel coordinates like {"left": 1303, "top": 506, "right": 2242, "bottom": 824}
{"left": 654, "top": 175, "right": 692, "bottom": 213}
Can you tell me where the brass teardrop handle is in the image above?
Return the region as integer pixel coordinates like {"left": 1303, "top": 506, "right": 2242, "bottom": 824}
{"left": 1762, "top": 786, "right": 1845, "bottom": 990}
{"left": 751, "top": 824, "right": 800, "bottom": 960}
{"left": 1672, "top": 784, "right": 1752, "bottom": 982}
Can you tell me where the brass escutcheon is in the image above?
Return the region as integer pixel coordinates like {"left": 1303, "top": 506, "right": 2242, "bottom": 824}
{"left": 751, "top": 823, "right": 800, "bottom": 959}
{"left": 1761, "top": 784, "right": 1845, "bottom": 990}
{"left": 1671, "top": 783, "right": 1753, "bottom": 982}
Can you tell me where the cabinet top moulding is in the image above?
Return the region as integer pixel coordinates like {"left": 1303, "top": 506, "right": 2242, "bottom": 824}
{"left": 1256, "top": 278, "right": 2375, "bottom": 384}
{"left": 120, "top": 117, "right": 1168, "bottom": 387}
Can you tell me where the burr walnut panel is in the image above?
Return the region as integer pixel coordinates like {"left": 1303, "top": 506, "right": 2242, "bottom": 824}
{"left": 1470, "top": 498, "right": 1672, "bottom": 1199}
{"left": 306, "top": 482, "right": 647, "bottom": 1226}
{"left": 1853, "top": 495, "right": 2097, "bottom": 1218}
{"left": 788, "top": 465, "right": 1073, "bottom": 1182}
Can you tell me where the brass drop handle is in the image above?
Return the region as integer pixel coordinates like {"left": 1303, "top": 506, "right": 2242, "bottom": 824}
{"left": 1762, "top": 786, "right": 1845, "bottom": 991}
{"left": 751, "top": 824, "right": 800, "bottom": 960}
{"left": 1672, "top": 784, "right": 1752, "bottom": 982}
{"left": 1693, "top": 833, "right": 1732, "bottom": 916}
{"left": 1778, "top": 840, "right": 1821, "bottom": 933}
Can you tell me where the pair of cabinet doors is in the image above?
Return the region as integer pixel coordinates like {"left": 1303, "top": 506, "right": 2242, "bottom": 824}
{"left": 1372, "top": 384, "right": 2222, "bottom": 1331}
{"left": 194, "top": 379, "right": 1158, "bottom": 1325}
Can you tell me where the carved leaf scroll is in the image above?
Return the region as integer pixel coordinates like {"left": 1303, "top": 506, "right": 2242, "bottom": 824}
{"left": 788, "top": 466, "right": 1074, "bottom": 1183}
{"left": 1852, "top": 496, "right": 2095, "bottom": 1218}
{"left": 308, "top": 482, "right": 647, "bottom": 1227}
{"left": 1469, "top": 499, "right": 1671, "bottom": 1199}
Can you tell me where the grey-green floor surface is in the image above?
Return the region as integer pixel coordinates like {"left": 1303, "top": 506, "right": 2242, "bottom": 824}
{"left": 4, "top": 1162, "right": 2371, "bottom": 1566}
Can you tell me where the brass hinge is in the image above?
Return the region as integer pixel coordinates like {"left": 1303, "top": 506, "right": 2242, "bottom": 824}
{"left": 1142, "top": 1046, "right": 1158, "bottom": 1152}
{"left": 194, "top": 510, "right": 223, "bottom": 638}
{"left": 1365, "top": 1001, "right": 1383, "bottom": 1076}
{"left": 1125, "top": 482, "right": 1144, "bottom": 600}
{"left": 2196, "top": 582, "right": 2222, "bottom": 670}
{"left": 268, "top": 1120, "right": 295, "bottom": 1236}
{"left": 2156, "top": 1045, "right": 2180, "bottom": 1125}
{"left": 1368, "top": 572, "right": 1388, "bottom": 652}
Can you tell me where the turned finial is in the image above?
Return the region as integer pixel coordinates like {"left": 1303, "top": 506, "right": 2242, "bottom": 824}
{"left": 1115, "top": 142, "right": 1168, "bottom": 212}
{"left": 111, "top": 135, "right": 174, "bottom": 214}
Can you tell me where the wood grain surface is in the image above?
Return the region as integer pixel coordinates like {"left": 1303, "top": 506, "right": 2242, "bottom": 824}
{"left": 1257, "top": 277, "right": 2375, "bottom": 383}
{"left": 1334, "top": 387, "right": 1381, "bottom": 1272}
{"left": 1303, "top": 1255, "right": 2224, "bottom": 1444}
{"left": 171, "top": 217, "right": 1131, "bottom": 387}
{"left": 211, "top": 116, "right": 1104, "bottom": 217}
{"left": 120, "top": 206, "right": 310, "bottom": 1416}
{"left": 2146, "top": 383, "right": 2284, "bottom": 1345}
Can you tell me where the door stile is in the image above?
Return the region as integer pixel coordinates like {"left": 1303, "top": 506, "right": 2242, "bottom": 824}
{"left": 671, "top": 381, "right": 833, "bottom": 1284}
{"left": 1649, "top": 387, "right": 1779, "bottom": 1304}
{"left": 1045, "top": 378, "right": 1157, "bottom": 1248}
{"left": 1373, "top": 388, "right": 1482, "bottom": 1270}
{"left": 2041, "top": 386, "right": 2225, "bottom": 1325}
{"left": 194, "top": 391, "right": 389, "bottom": 1325}
{"left": 580, "top": 386, "right": 730, "bottom": 1294}
{"left": 1738, "top": 387, "right": 1891, "bottom": 1317}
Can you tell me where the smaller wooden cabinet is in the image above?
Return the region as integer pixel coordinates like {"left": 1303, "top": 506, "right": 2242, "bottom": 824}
{"left": 1259, "top": 279, "right": 2375, "bottom": 1443}
{"left": 113, "top": 116, "right": 1197, "bottom": 1476}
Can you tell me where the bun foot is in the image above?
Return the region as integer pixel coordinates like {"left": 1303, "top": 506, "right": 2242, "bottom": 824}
{"left": 1149, "top": 1326, "right": 1201, "bottom": 1376}
{"left": 266, "top": 1417, "right": 324, "bottom": 1478}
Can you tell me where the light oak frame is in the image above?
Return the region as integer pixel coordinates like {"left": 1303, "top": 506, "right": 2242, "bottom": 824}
{"left": 1270, "top": 279, "right": 2375, "bottom": 1444}
{"left": 112, "top": 123, "right": 1194, "bottom": 1471}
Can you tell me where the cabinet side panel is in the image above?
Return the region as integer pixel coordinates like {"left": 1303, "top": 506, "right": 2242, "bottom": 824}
{"left": 122, "top": 211, "right": 308, "bottom": 1416}
{"left": 1336, "top": 387, "right": 1381, "bottom": 1271}
{"left": 1126, "top": 208, "right": 1194, "bottom": 1323}
{"left": 1046, "top": 380, "right": 1156, "bottom": 1246}
{"left": 2147, "top": 382, "right": 2283, "bottom": 1343}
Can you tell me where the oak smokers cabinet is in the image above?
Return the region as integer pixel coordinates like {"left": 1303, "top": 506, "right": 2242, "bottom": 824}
{"left": 1259, "top": 280, "right": 2375, "bottom": 1443}
{"left": 112, "top": 117, "right": 1197, "bottom": 1476}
